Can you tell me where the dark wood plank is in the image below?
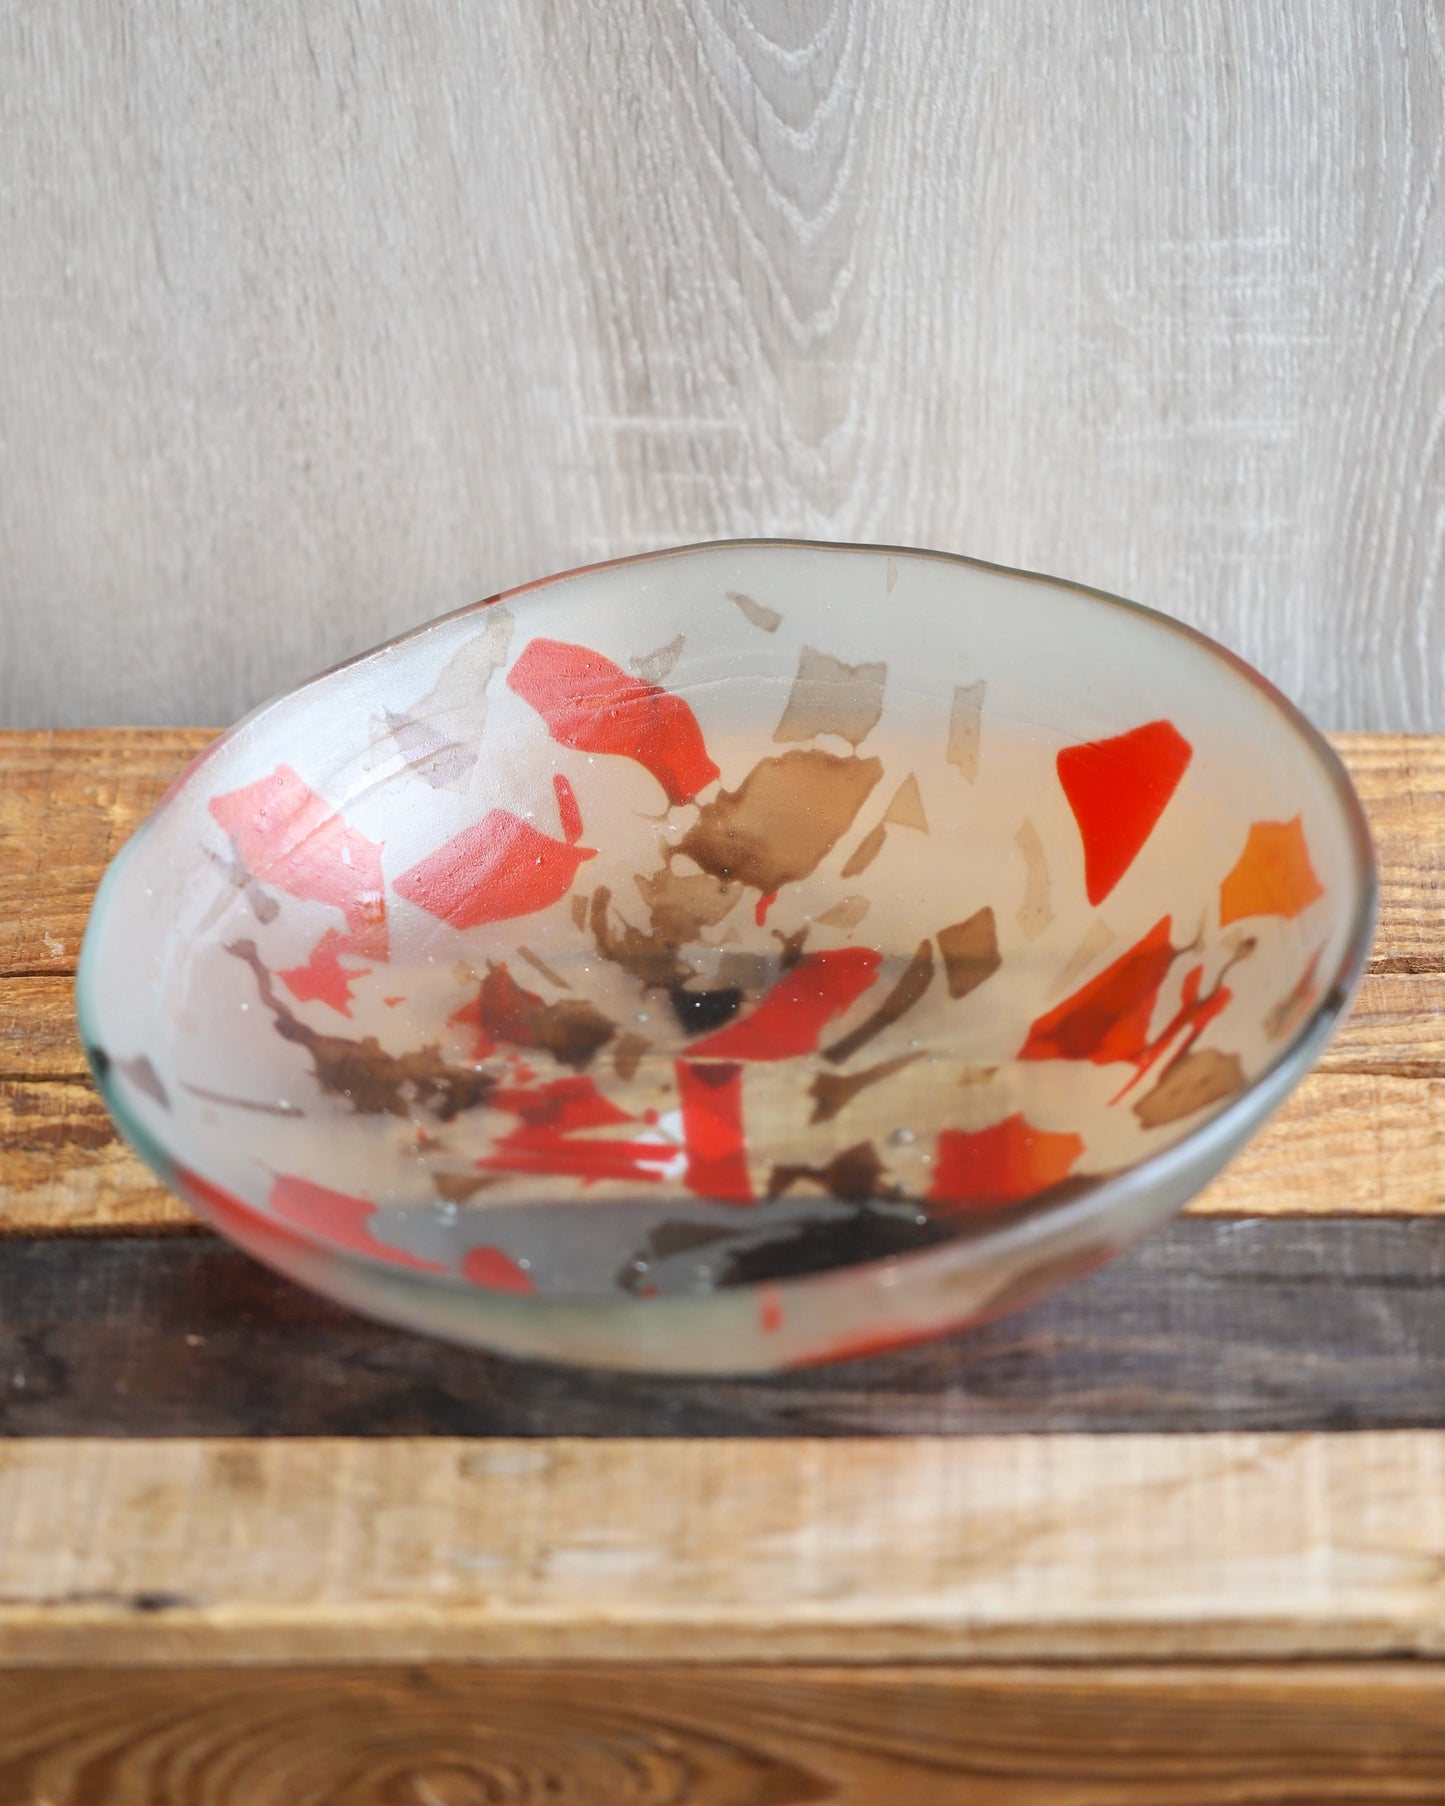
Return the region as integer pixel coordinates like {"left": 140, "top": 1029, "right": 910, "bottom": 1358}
{"left": 6, "top": 1216, "right": 1445, "bottom": 1438}
{"left": 4, "top": 1662, "right": 1445, "bottom": 1802}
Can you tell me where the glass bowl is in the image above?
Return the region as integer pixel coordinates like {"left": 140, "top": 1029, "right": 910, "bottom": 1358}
{"left": 78, "top": 541, "right": 1376, "bottom": 1371}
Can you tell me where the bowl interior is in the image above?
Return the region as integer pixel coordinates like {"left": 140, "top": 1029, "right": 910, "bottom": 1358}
{"left": 79, "top": 543, "right": 1370, "bottom": 1355}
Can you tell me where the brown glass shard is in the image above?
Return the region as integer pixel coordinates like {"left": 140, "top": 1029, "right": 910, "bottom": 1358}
{"left": 773, "top": 924, "right": 809, "bottom": 971}
{"left": 589, "top": 886, "right": 691, "bottom": 989}
{"left": 679, "top": 749, "right": 882, "bottom": 893}
{"left": 937, "top": 906, "right": 1001, "bottom": 1001}
{"left": 768, "top": 1140, "right": 904, "bottom": 1205}
{"left": 840, "top": 821, "right": 887, "bottom": 879}
{"left": 518, "top": 945, "right": 571, "bottom": 990}
{"left": 372, "top": 607, "right": 514, "bottom": 791}
{"left": 611, "top": 1032, "right": 651, "bottom": 1081}
{"left": 479, "top": 962, "right": 615, "bottom": 1070}
{"left": 228, "top": 940, "right": 495, "bottom": 1121}
{"left": 1015, "top": 817, "right": 1053, "bottom": 941}
{"left": 117, "top": 1054, "right": 169, "bottom": 1109}
{"left": 883, "top": 772, "right": 929, "bottom": 833}
{"left": 1133, "top": 1048, "right": 1245, "bottom": 1128}
{"left": 635, "top": 865, "right": 740, "bottom": 941}
{"left": 628, "top": 632, "right": 685, "bottom": 684}
{"left": 809, "top": 1052, "right": 921, "bottom": 1124}
{"left": 947, "top": 680, "right": 986, "bottom": 782}
{"left": 817, "top": 895, "right": 870, "bottom": 931}
{"left": 182, "top": 1082, "right": 305, "bottom": 1119}
{"left": 772, "top": 646, "right": 887, "bottom": 749}
{"left": 570, "top": 891, "right": 590, "bottom": 932}
{"left": 589, "top": 865, "right": 741, "bottom": 991}
{"left": 432, "top": 1171, "right": 501, "bottom": 1205}
{"left": 716, "top": 950, "right": 775, "bottom": 993}
{"left": 728, "top": 591, "right": 782, "bottom": 634}
{"left": 825, "top": 939, "right": 935, "bottom": 1065}
{"left": 202, "top": 848, "right": 279, "bottom": 928}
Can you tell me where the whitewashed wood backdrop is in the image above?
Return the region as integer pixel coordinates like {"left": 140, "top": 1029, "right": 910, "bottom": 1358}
{"left": 1, "top": 0, "right": 1442, "bottom": 730}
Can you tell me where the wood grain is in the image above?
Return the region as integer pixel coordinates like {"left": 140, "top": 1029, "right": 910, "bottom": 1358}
{"left": 17, "top": 969, "right": 1445, "bottom": 1082}
{"left": 4, "top": 1055, "right": 1439, "bottom": 1237}
{"left": 5, "top": 1663, "right": 1445, "bottom": 1802}
{"left": 0, "top": 1080, "right": 195, "bottom": 1234}
{"left": 1193, "top": 1071, "right": 1445, "bottom": 1216}
{"left": 2, "top": 3, "right": 1443, "bottom": 733}
{"left": 8, "top": 1429, "right": 1445, "bottom": 1665}
{"left": 5, "top": 1218, "right": 1445, "bottom": 1438}
{"left": 2, "top": 730, "right": 1441, "bottom": 1232}
{"left": 0, "top": 729, "right": 212, "bottom": 976}
{"left": 3, "top": 733, "right": 1437, "bottom": 978}
{"left": 1337, "top": 735, "right": 1445, "bottom": 974}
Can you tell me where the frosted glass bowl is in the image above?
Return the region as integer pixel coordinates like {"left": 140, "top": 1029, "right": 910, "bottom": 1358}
{"left": 78, "top": 542, "right": 1376, "bottom": 1371}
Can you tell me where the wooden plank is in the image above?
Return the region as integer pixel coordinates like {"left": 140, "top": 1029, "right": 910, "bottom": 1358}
{"left": 1, "top": 732, "right": 1440, "bottom": 1234}
{"left": 11, "top": 966, "right": 1445, "bottom": 1082}
{"left": 1193, "top": 1071, "right": 1445, "bottom": 1216}
{"left": 0, "top": 976, "right": 86, "bottom": 1078}
{"left": 6, "top": 1429, "right": 1445, "bottom": 1664}
{"left": 1335, "top": 734, "right": 1445, "bottom": 976}
{"left": 0, "top": 1081, "right": 196, "bottom": 1235}
{"left": 4, "top": 1061, "right": 1439, "bottom": 1238}
{"left": 0, "top": 729, "right": 212, "bottom": 976}
{"left": 1320, "top": 970, "right": 1445, "bottom": 1074}
{"left": 4, "top": 1662, "right": 1445, "bottom": 1799}
{"left": 1, "top": 733, "right": 1440, "bottom": 980}
{"left": 4, "top": 1219, "right": 1445, "bottom": 1439}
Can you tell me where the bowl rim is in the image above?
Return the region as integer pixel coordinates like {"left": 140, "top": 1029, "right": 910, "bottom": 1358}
{"left": 77, "top": 536, "right": 1379, "bottom": 1323}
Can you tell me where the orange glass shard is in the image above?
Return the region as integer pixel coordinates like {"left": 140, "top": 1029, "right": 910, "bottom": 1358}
{"left": 927, "top": 1114, "right": 1084, "bottom": 1212}
{"left": 1219, "top": 816, "right": 1324, "bottom": 924}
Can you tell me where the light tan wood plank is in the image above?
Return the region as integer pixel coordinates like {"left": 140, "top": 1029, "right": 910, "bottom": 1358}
{"left": 1334, "top": 735, "right": 1445, "bottom": 975}
{"left": 0, "top": 729, "right": 213, "bottom": 976}
{"left": 0, "top": 1080, "right": 195, "bottom": 1235}
{"left": 5, "top": 1432, "right": 1445, "bottom": 1665}
{"left": 1320, "top": 971, "right": 1445, "bottom": 1074}
{"left": 10, "top": 967, "right": 1445, "bottom": 1083}
{"left": 0, "top": 1066, "right": 1439, "bottom": 1235}
{"left": 1, "top": 731, "right": 1440, "bottom": 1232}
{"left": 4, "top": 1662, "right": 1445, "bottom": 1800}
{"left": 2, "top": 733, "right": 1438, "bottom": 978}
{"left": 1192, "top": 1072, "right": 1445, "bottom": 1216}
{"left": 3, "top": 1003, "right": 1442, "bottom": 1237}
{"left": 0, "top": 975, "right": 84, "bottom": 1077}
